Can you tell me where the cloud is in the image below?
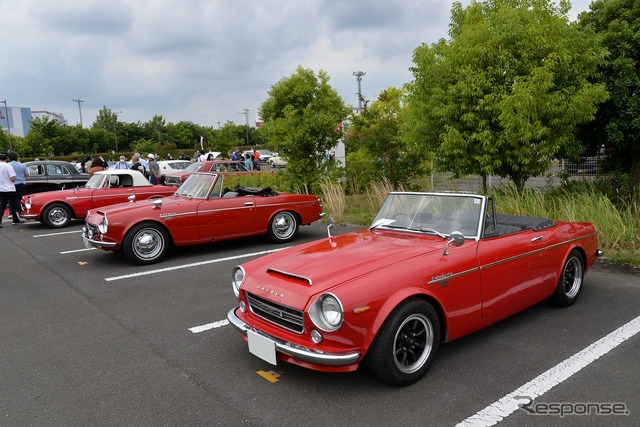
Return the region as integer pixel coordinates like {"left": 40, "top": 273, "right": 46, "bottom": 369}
{"left": 0, "top": 0, "right": 595, "bottom": 129}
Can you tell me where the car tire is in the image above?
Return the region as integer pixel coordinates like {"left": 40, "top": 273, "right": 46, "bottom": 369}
{"left": 366, "top": 299, "right": 440, "bottom": 386}
{"left": 267, "top": 211, "right": 299, "bottom": 243}
{"left": 122, "top": 222, "right": 170, "bottom": 265}
{"left": 42, "top": 203, "right": 73, "bottom": 228}
{"left": 550, "top": 249, "right": 584, "bottom": 307}
{"left": 269, "top": 161, "right": 276, "bottom": 168}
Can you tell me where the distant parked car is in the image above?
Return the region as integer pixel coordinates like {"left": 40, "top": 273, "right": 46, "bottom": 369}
{"left": 269, "top": 155, "right": 288, "bottom": 168}
{"left": 258, "top": 149, "right": 274, "bottom": 163}
{"left": 164, "top": 160, "right": 255, "bottom": 187}
{"left": 157, "top": 160, "right": 192, "bottom": 184}
{"left": 21, "top": 169, "right": 176, "bottom": 228}
{"left": 24, "top": 160, "right": 90, "bottom": 195}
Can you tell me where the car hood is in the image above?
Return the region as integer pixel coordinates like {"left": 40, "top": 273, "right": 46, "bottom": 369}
{"left": 245, "top": 230, "right": 446, "bottom": 298}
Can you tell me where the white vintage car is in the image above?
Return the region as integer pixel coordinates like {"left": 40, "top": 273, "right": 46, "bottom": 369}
{"left": 269, "top": 154, "right": 288, "bottom": 168}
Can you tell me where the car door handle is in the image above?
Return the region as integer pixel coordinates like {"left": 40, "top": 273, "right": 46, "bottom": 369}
{"left": 244, "top": 202, "right": 254, "bottom": 206}
{"left": 531, "top": 235, "right": 543, "bottom": 242}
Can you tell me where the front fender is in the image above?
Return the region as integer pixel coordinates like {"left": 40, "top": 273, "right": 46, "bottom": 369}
{"left": 360, "top": 286, "right": 447, "bottom": 358}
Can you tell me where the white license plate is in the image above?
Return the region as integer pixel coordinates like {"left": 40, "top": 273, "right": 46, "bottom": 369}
{"left": 247, "top": 330, "right": 277, "bottom": 365}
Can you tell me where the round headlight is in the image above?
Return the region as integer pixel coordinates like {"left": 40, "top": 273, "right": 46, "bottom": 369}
{"left": 97, "top": 216, "right": 108, "bottom": 234}
{"left": 232, "top": 266, "right": 245, "bottom": 297}
{"left": 24, "top": 197, "right": 32, "bottom": 210}
{"left": 309, "top": 293, "right": 343, "bottom": 332}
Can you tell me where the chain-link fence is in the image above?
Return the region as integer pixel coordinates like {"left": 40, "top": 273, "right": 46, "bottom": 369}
{"left": 427, "top": 157, "right": 604, "bottom": 192}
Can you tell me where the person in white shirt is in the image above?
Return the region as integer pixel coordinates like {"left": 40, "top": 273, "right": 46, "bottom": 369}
{"left": 0, "top": 152, "right": 24, "bottom": 227}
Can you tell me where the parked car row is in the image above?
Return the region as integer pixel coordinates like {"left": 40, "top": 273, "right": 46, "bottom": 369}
{"left": 11, "top": 160, "right": 603, "bottom": 388}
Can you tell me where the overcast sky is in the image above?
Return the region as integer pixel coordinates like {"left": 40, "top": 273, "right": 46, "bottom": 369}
{"left": 1, "top": 0, "right": 594, "bottom": 129}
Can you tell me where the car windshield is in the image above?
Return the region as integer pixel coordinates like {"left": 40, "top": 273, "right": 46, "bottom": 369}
{"left": 175, "top": 173, "right": 218, "bottom": 199}
{"left": 371, "top": 193, "right": 484, "bottom": 238}
{"left": 183, "top": 162, "right": 203, "bottom": 172}
{"left": 168, "top": 162, "right": 190, "bottom": 170}
{"left": 84, "top": 174, "right": 109, "bottom": 189}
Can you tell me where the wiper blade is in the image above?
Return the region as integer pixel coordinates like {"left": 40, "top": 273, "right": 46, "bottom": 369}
{"left": 417, "top": 227, "right": 447, "bottom": 239}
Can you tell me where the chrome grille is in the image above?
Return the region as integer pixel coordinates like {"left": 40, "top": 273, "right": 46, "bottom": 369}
{"left": 164, "top": 176, "right": 182, "bottom": 186}
{"left": 247, "top": 292, "right": 304, "bottom": 334}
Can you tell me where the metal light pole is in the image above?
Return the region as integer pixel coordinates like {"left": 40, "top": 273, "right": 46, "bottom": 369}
{"left": 238, "top": 109, "right": 249, "bottom": 146}
{"left": 113, "top": 111, "right": 123, "bottom": 152}
{"left": 73, "top": 98, "right": 85, "bottom": 128}
{"left": 0, "top": 99, "right": 10, "bottom": 149}
{"left": 353, "top": 71, "right": 366, "bottom": 111}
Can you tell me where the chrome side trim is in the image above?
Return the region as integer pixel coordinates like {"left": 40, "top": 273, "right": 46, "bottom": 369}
{"left": 428, "top": 232, "right": 598, "bottom": 284}
{"left": 428, "top": 267, "right": 480, "bottom": 285}
{"left": 227, "top": 308, "right": 360, "bottom": 367}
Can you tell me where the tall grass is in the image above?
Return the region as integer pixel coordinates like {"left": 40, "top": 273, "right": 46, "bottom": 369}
{"left": 492, "top": 186, "right": 640, "bottom": 264}
{"left": 319, "top": 179, "right": 346, "bottom": 223}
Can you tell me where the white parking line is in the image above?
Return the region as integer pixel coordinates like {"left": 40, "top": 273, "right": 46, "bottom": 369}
{"left": 34, "top": 229, "right": 83, "bottom": 238}
{"left": 104, "top": 247, "right": 289, "bottom": 281}
{"left": 456, "top": 314, "right": 640, "bottom": 426}
{"left": 189, "top": 319, "right": 229, "bottom": 333}
{"left": 60, "top": 247, "right": 97, "bottom": 254}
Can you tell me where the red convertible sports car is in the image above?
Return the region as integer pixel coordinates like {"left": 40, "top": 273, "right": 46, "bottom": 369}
{"left": 227, "top": 191, "right": 603, "bottom": 386}
{"left": 21, "top": 170, "right": 176, "bottom": 228}
{"left": 82, "top": 172, "right": 324, "bottom": 264}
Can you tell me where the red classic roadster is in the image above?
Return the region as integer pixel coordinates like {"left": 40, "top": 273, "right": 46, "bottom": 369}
{"left": 82, "top": 173, "right": 324, "bottom": 264}
{"left": 227, "top": 191, "right": 603, "bottom": 386}
{"left": 21, "top": 170, "right": 176, "bottom": 228}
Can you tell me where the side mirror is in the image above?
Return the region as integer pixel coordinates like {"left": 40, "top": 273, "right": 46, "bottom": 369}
{"left": 327, "top": 217, "right": 335, "bottom": 238}
{"left": 152, "top": 199, "right": 162, "bottom": 209}
{"left": 443, "top": 231, "right": 465, "bottom": 256}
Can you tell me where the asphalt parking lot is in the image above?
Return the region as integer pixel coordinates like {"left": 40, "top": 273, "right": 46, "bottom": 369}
{"left": 1, "top": 219, "right": 638, "bottom": 426}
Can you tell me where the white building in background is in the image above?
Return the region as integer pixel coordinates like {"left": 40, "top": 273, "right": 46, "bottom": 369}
{"left": 0, "top": 106, "right": 33, "bottom": 138}
{"left": 32, "top": 110, "right": 68, "bottom": 127}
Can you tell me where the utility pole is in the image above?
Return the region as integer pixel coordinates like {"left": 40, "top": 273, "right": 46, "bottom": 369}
{"left": 113, "top": 111, "right": 122, "bottom": 152}
{"left": 352, "top": 71, "right": 366, "bottom": 111}
{"left": 0, "top": 99, "right": 10, "bottom": 149}
{"left": 73, "top": 98, "right": 85, "bottom": 128}
{"left": 238, "top": 109, "right": 249, "bottom": 146}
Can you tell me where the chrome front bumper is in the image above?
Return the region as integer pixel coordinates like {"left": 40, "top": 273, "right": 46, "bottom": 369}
{"left": 227, "top": 308, "right": 360, "bottom": 367}
{"left": 82, "top": 227, "right": 118, "bottom": 249}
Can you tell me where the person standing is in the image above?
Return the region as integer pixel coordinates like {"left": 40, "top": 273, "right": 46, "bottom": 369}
{"left": 88, "top": 156, "right": 105, "bottom": 177}
{"left": 244, "top": 153, "right": 253, "bottom": 171}
{"left": 147, "top": 154, "right": 160, "bottom": 185}
{"left": 7, "top": 152, "right": 29, "bottom": 218}
{"left": 252, "top": 148, "right": 261, "bottom": 171}
{"left": 136, "top": 152, "right": 149, "bottom": 176}
{"left": 130, "top": 154, "right": 145, "bottom": 175}
{"left": 0, "top": 152, "right": 23, "bottom": 227}
{"left": 114, "top": 155, "right": 129, "bottom": 169}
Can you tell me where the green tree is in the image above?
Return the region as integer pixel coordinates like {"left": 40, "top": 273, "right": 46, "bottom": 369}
{"left": 577, "top": 0, "right": 640, "bottom": 182}
{"left": 406, "top": 0, "right": 608, "bottom": 192}
{"left": 345, "top": 87, "right": 425, "bottom": 189}
{"left": 259, "top": 66, "right": 350, "bottom": 193}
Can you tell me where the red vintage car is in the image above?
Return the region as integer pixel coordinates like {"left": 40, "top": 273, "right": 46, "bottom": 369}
{"left": 227, "top": 191, "right": 603, "bottom": 386}
{"left": 82, "top": 172, "right": 324, "bottom": 264}
{"left": 21, "top": 170, "right": 176, "bottom": 228}
{"left": 163, "top": 160, "right": 255, "bottom": 187}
